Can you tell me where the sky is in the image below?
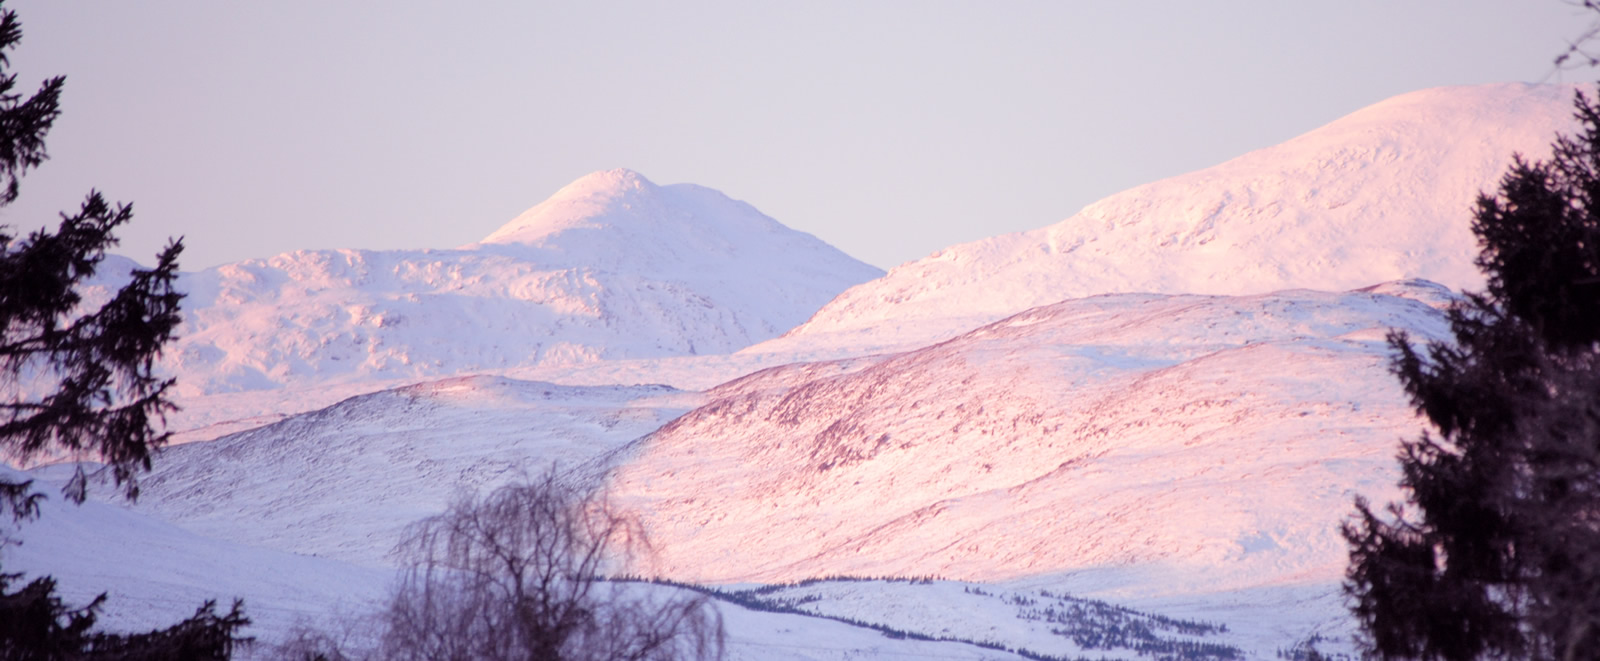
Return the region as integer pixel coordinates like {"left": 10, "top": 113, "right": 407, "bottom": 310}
{"left": 0, "top": 1, "right": 1592, "bottom": 272}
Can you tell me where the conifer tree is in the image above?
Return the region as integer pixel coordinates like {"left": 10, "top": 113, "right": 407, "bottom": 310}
{"left": 0, "top": 5, "right": 182, "bottom": 521}
{"left": 0, "top": 2, "right": 250, "bottom": 657}
{"left": 1342, "top": 88, "right": 1600, "bottom": 661}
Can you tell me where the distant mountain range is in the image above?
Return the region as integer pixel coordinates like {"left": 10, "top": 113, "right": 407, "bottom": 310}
{"left": 783, "top": 83, "right": 1580, "bottom": 349}
{"left": 609, "top": 281, "right": 1454, "bottom": 593}
{"left": 9, "top": 83, "right": 1587, "bottom": 659}
{"left": 163, "top": 168, "right": 883, "bottom": 396}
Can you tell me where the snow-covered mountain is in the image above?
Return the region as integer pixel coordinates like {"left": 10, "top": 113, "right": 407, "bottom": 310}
{"left": 31, "top": 278, "right": 1456, "bottom": 657}
{"left": 131, "top": 376, "right": 701, "bottom": 565}
{"left": 5, "top": 83, "right": 1579, "bottom": 658}
{"left": 605, "top": 281, "right": 1453, "bottom": 597}
{"left": 14, "top": 281, "right": 1440, "bottom": 659}
{"left": 13, "top": 366, "right": 1288, "bottom": 659}
{"left": 167, "top": 169, "right": 883, "bottom": 396}
{"left": 780, "top": 83, "right": 1579, "bottom": 350}
{"left": 6, "top": 464, "right": 1264, "bottom": 660}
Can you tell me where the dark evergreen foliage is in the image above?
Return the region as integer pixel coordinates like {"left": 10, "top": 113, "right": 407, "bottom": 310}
{"left": 0, "top": 2, "right": 182, "bottom": 517}
{"left": 1342, "top": 88, "right": 1600, "bottom": 660}
{"left": 0, "top": 569, "right": 250, "bottom": 661}
{"left": 0, "top": 194, "right": 184, "bottom": 510}
{"left": 0, "top": 6, "right": 60, "bottom": 208}
{"left": 0, "top": 2, "right": 249, "bottom": 659}
{"left": 0, "top": 572, "right": 97, "bottom": 661}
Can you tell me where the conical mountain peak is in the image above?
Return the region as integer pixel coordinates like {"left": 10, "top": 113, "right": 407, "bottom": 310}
{"left": 160, "top": 166, "right": 882, "bottom": 396}
{"left": 479, "top": 169, "right": 662, "bottom": 245}
{"left": 470, "top": 169, "right": 883, "bottom": 286}
{"left": 550, "top": 168, "right": 656, "bottom": 200}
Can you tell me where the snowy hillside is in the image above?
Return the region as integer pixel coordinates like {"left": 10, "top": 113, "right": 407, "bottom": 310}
{"left": 6, "top": 81, "right": 1573, "bottom": 659}
{"left": 166, "top": 169, "right": 882, "bottom": 397}
{"left": 1, "top": 464, "right": 393, "bottom": 646}
{"left": 782, "top": 83, "right": 1579, "bottom": 349}
{"left": 128, "top": 376, "right": 701, "bottom": 565}
{"left": 7, "top": 374, "right": 1278, "bottom": 659}
{"left": 606, "top": 281, "right": 1453, "bottom": 597}
{"left": 31, "top": 279, "right": 1456, "bottom": 656}
{"left": 7, "top": 468, "right": 1075, "bottom": 660}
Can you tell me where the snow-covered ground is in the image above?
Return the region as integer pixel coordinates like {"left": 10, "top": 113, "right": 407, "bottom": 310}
{"left": 782, "top": 83, "right": 1578, "bottom": 349}
{"left": 131, "top": 377, "right": 700, "bottom": 565}
{"left": 4, "top": 83, "right": 1577, "bottom": 658}
{"left": 142, "top": 168, "right": 881, "bottom": 436}
{"left": 610, "top": 283, "right": 1453, "bottom": 587}
{"left": 9, "top": 280, "right": 1436, "bottom": 658}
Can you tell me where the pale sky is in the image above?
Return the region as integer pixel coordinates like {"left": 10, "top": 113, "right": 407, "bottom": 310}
{"left": 1, "top": 1, "right": 1591, "bottom": 271}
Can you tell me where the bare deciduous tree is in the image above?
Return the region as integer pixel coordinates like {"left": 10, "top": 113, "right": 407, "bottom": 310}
{"left": 377, "top": 469, "right": 724, "bottom": 661}
{"left": 1554, "top": 1, "right": 1600, "bottom": 71}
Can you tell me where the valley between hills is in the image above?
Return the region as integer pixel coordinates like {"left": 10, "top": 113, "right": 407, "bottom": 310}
{"left": 4, "top": 82, "right": 1582, "bottom": 660}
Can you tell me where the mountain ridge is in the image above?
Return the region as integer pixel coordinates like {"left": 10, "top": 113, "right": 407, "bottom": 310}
{"left": 7, "top": 83, "right": 1573, "bottom": 659}
{"left": 605, "top": 281, "right": 1453, "bottom": 590}
{"left": 156, "top": 169, "right": 883, "bottom": 398}
{"left": 781, "top": 83, "right": 1581, "bottom": 350}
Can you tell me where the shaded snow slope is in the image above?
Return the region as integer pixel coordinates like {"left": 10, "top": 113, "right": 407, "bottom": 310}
{"left": 605, "top": 280, "right": 1454, "bottom": 593}
{"left": 165, "top": 169, "right": 881, "bottom": 397}
{"left": 716, "top": 578, "right": 1294, "bottom": 660}
{"left": 0, "top": 466, "right": 392, "bottom": 648}
{"left": 4, "top": 278, "right": 1454, "bottom": 657}
{"left": 13, "top": 83, "right": 1562, "bottom": 656}
{"left": 129, "top": 376, "right": 700, "bottom": 565}
{"left": 6, "top": 472, "right": 1064, "bottom": 659}
{"left": 7, "top": 392, "right": 1208, "bottom": 660}
{"left": 784, "top": 83, "right": 1578, "bottom": 348}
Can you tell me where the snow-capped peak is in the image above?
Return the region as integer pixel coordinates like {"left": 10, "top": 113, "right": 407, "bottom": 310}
{"left": 136, "top": 169, "right": 884, "bottom": 409}
{"left": 561, "top": 167, "right": 654, "bottom": 195}
{"left": 782, "top": 83, "right": 1581, "bottom": 349}
{"left": 479, "top": 168, "right": 659, "bottom": 245}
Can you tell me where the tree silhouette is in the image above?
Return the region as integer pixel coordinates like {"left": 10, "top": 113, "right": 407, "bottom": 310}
{"left": 380, "top": 468, "right": 724, "bottom": 661}
{"left": 0, "top": 7, "right": 183, "bottom": 520}
{"left": 0, "top": 2, "right": 249, "bottom": 658}
{"left": 1342, "top": 88, "right": 1600, "bottom": 661}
